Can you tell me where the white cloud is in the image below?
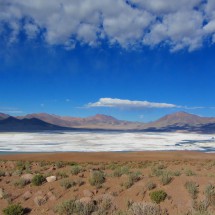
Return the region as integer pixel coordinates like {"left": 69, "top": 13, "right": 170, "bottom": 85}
{"left": 86, "top": 98, "right": 179, "bottom": 109}
{"left": 1, "top": 0, "right": 215, "bottom": 51}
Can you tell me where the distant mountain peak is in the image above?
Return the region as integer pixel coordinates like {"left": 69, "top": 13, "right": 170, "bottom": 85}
{"left": 0, "top": 113, "right": 9, "bottom": 120}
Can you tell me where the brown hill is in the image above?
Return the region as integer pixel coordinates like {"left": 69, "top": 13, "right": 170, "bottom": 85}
{"left": 144, "top": 111, "right": 215, "bottom": 128}
{"left": 19, "top": 113, "right": 141, "bottom": 129}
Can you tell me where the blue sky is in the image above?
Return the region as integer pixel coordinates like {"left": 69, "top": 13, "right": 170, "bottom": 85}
{"left": 1, "top": 0, "right": 215, "bottom": 122}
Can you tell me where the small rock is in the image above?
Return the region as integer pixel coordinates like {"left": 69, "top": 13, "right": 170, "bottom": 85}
{"left": 93, "top": 189, "right": 98, "bottom": 195}
{"left": 46, "top": 176, "right": 56, "bottom": 183}
{"left": 0, "top": 188, "right": 4, "bottom": 199}
{"left": 83, "top": 189, "right": 94, "bottom": 197}
{"left": 21, "top": 174, "right": 34, "bottom": 183}
{"left": 5, "top": 172, "right": 11, "bottom": 177}
{"left": 22, "top": 191, "right": 32, "bottom": 200}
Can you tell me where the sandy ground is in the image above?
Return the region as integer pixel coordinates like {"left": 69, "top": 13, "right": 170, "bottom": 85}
{"left": 1, "top": 151, "right": 215, "bottom": 162}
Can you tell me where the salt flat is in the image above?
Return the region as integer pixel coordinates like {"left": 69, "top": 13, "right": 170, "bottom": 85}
{"left": 0, "top": 131, "right": 215, "bottom": 153}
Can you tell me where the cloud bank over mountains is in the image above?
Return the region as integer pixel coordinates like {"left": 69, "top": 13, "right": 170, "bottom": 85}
{"left": 86, "top": 98, "right": 179, "bottom": 109}
{"left": 1, "top": 0, "right": 215, "bottom": 51}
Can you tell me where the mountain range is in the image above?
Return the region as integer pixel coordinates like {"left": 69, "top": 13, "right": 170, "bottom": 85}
{"left": 1, "top": 111, "right": 215, "bottom": 133}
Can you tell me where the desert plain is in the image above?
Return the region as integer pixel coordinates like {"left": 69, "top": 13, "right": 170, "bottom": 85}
{"left": 0, "top": 151, "right": 215, "bottom": 215}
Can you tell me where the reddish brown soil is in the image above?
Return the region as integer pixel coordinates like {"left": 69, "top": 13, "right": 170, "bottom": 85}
{"left": 0, "top": 152, "right": 215, "bottom": 214}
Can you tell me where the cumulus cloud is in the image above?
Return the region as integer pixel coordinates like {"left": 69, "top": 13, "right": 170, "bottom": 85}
{"left": 1, "top": 0, "right": 215, "bottom": 51}
{"left": 86, "top": 98, "right": 179, "bottom": 109}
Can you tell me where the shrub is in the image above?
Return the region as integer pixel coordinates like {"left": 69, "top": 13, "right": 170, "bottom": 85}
{"left": 89, "top": 171, "right": 105, "bottom": 187}
{"left": 32, "top": 174, "right": 45, "bottom": 186}
{"left": 60, "top": 179, "right": 76, "bottom": 190}
{"left": 185, "top": 181, "right": 199, "bottom": 199}
{"left": 71, "top": 165, "right": 82, "bottom": 175}
{"left": 56, "top": 171, "right": 68, "bottom": 179}
{"left": 146, "top": 182, "right": 156, "bottom": 190}
{"left": 16, "top": 161, "right": 31, "bottom": 171}
{"left": 0, "top": 170, "right": 5, "bottom": 177}
{"left": 3, "top": 204, "right": 24, "bottom": 215}
{"left": 55, "top": 199, "right": 95, "bottom": 215}
{"left": 16, "top": 161, "right": 26, "bottom": 171}
{"left": 55, "top": 161, "right": 64, "bottom": 169}
{"left": 160, "top": 172, "right": 173, "bottom": 185}
{"left": 129, "top": 202, "right": 165, "bottom": 215}
{"left": 14, "top": 178, "right": 29, "bottom": 188}
{"left": 185, "top": 169, "right": 196, "bottom": 176}
{"left": 151, "top": 167, "right": 163, "bottom": 177}
{"left": 205, "top": 184, "right": 215, "bottom": 206}
{"left": 113, "top": 166, "right": 130, "bottom": 177}
{"left": 123, "top": 172, "right": 141, "bottom": 189}
{"left": 96, "top": 198, "right": 113, "bottom": 214}
{"left": 150, "top": 190, "right": 167, "bottom": 204}
{"left": 172, "top": 170, "right": 181, "bottom": 176}
{"left": 192, "top": 200, "right": 210, "bottom": 214}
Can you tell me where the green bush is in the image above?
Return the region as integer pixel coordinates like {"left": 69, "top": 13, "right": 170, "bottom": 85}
{"left": 185, "top": 169, "right": 196, "bottom": 176}
{"left": 32, "top": 174, "right": 45, "bottom": 186}
{"left": 172, "top": 170, "right": 181, "bottom": 176}
{"left": 56, "top": 171, "right": 68, "bottom": 179}
{"left": 205, "top": 184, "right": 215, "bottom": 206}
{"left": 71, "top": 165, "right": 82, "bottom": 175}
{"left": 0, "top": 170, "right": 5, "bottom": 176}
{"left": 14, "top": 178, "right": 29, "bottom": 188}
{"left": 113, "top": 166, "right": 130, "bottom": 177}
{"left": 185, "top": 181, "right": 199, "bottom": 199}
{"left": 55, "top": 199, "right": 95, "bottom": 215}
{"left": 146, "top": 182, "right": 156, "bottom": 190}
{"left": 16, "top": 161, "right": 31, "bottom": 171}
{"left": 123, "top": 172, "right": 141, "bottom": 189}
{"left": 3, "top": 204, "right": 24, "bottom": 215}
{"left": 150, "top": 190, "right": 167, "bottom": 204}
{"left": 160, "top": 172, "right": 173, "bottom": 185}
{"left": 89, "top": 170, "right": 105, "bottom": 187}
{"left": 55, "top": 161, "right": 64, "bottom": 169}
{"left": 60, "top": 179, "right": 76, "bottom": 190}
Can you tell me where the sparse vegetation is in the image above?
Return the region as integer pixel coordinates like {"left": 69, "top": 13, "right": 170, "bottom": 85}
{"left": 56, "top": 171, "right": 68, "bottom": 179}
{"left": 3, "top": 204, "right": 24, "bottom": 215}
{"left": 60, "top": 179, "right": 76, "bottom": 190}
{"left": 0, "top": 170, "right": 5, "bottom": 176}
{"left": 185, "top": 169, "right": 196, "bottom": 176}
{"left": 0, "top": 158, "right": 214, "bottom": 215}
{"left": 32, "top": 174, "right": 45, "bottom": 186}
{"left": 160, "top": 172, "right": 173, "bottom": 185}
{"left": 71, "top": 165, "right": 82, "bottom": 175}
{"left": 205, "top": 184, "right": 215, "bottom": 206}
{"left": 113, "top": 166, "right": 130, "bottom": 177}
{"left": 55, "top": 161, "right": 64, "bottom": 169}
{"left": 146, "top": 182, "right": 156, "bottom": 190}
{"left": 150, "top": 190, "right": 167, "bottom": 204}
{"left": 123, "top": 172, "right": 141, "bottom": 189}
{"left": 14, "top": 178, "right": 29, "bottom": 188}
{"left": 89, "top": 170, "right": 105, "bottom": 187}
{"left": 185, "top": 181, "right": 199, "bottom": 199}
{"left": 55, "top": 199, "right": 95, "bottom": 215}
{"left": 129, "top": 202, "right": 166, "bottom": 215}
